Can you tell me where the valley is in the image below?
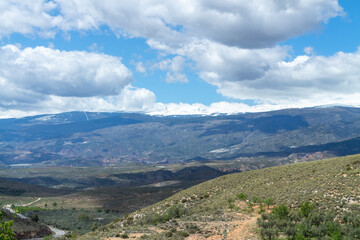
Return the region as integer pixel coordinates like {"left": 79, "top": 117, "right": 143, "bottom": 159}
{"left": 2, "top": 1, "right": 360, "bottom": 239}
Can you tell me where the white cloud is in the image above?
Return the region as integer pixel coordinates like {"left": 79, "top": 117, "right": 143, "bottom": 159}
{"left": 88, "top": 43, "right": 104, "bottom": 52}
{"left": 116, "top": 85, "right": 156, "bottom": 111}
{"left": 304, "top": 46, "right": 314, "bottom": 55}
{"left": 0, "top": 44, "right": 132, "bottom": 102}
{"left": 0, "top": 85, "right": 158, "bottom": 118}
{"left": 54, "top": 0, "right": 342, "bottom": 48}
{"left": 1, "top": 0, "right": 357, "bottom": 118}
{"left": 147, "top": 101, "right": 312, "bottom": 116}
{"left": 130, "top": 60, "right": 146, "bottom": 73}
{"left": 0, "top": 0, "right": 60, "bottom": 38}
{"left": 0, "top": 1, "right": 343, "bottom": 48}
{"left": 200, "top": 48, "right": 360, "bottom": 106}
{"left": 155, "top": 56, "right": 188, "bottom": 83}
{"left": 165, "top": 72, "right": 188, "bottom": 84}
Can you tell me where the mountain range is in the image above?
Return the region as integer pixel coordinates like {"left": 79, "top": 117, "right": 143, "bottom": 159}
{"left": 1, "top": 106, "right": 360, "bottom": 167}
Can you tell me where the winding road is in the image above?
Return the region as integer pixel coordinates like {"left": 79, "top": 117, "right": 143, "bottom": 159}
{"left": 4, "top": 198, "right": 66, "bottom": 239}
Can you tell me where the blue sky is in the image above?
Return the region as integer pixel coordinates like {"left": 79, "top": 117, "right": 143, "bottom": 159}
{"left": 0, "top": 0, "right": 359, "bottom": 117}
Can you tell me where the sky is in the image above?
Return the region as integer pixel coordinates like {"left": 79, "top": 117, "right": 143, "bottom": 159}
{"left": 0, "top": 0, "right": 360, "bottom": 118}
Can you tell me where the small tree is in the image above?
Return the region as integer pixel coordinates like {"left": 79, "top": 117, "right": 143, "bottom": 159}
{"left": 0, "top": 211, "right": 15, "bottom": 240}
{"left": 257, "top": 213, "right": 279, "bottom": 240}
{"left": 272, "top": 204, "right": 289, "bottom": 219}
{"left": 31, "top": 214, "right": 39, "bottom": 223}
{"left": 264, "top": 198, "right": 274, "bottom": 209}
{"left": 90, "top": 222, "right": 98, "bottom": 231}
{"left": 52, "top": 202, "right": 57, "bottom": 208}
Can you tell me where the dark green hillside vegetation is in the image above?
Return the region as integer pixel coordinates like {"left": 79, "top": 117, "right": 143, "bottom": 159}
{"left": 81, "top": 154, "right": 360, "bottom": 239}
{"left": 0, "top": 179, "right": 73, "bottom": 197}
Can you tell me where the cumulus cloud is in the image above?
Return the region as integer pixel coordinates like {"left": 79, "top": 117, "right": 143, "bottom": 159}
{"left": 199, "top": 48, "right": 360, "bottom": 106}
{"left": 0, "top": 0, "right": 343, "bottom": 48}
{"left": 0, "top": 85, "right": 158, "bottom": 118}
{"left": 116, "top": 85, "right": 156, "bottom": 111}
{"left": 57, "top": 0, "right": 343, "bottom": 48}
{"left": 1, "top": 0, "right": 356, "bottom": 118}
{"left": 156, "top": 56, "right": 188, "bottom": 83}
{"left": 0, "top": 0, "right": 60, "bottom": 38}
{"left": 0, "top": 44, "right": 134, "bottom": 114}
{"left": 0, "top": 44, "right": 132, "bottom": 100}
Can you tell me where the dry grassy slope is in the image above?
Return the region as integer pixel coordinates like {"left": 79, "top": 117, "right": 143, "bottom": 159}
{"left": 82, "top": 154, "right": 360, "bottom": 239}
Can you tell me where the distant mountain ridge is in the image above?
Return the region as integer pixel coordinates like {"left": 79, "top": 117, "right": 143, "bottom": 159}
{"left": 1, "top": 107, "right": 360, "bottom": 166}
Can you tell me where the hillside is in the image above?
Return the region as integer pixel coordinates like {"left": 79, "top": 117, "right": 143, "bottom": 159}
{"left": 2, "top": 107, "right": 360, "bottom": 167}
{"left": 82, "top": 154, "right": 360, "bottom": 239}
{"left": 0, "top": 178, "right": 74, "bottom": 197}
{"left": 1, "top": 209, "right": 52, "bottom": 239}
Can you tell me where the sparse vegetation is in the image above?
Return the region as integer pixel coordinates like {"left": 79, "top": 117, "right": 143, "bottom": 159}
{"left": 258, "top": 202, "right": 360, "bottom": 239}
{"left": 79, "top": 154, "right": 360, "bottom": 239}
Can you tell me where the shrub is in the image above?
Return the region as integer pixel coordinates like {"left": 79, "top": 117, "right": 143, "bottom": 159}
{"left": 252, "top": 196, "right": 260, "bottom": 204}
{"left": 299, "top": 201, "right": 315, "bottom": 218}
{"left": 264, "top": 198, "right": 274, "bottom": 209}
{"left": 30, "top": 214, "right": 39, "bottom": 223}
{"left": 90, "top": 222, "right": 98, "bottom": 231}
{"left": 258, "top": 202, "right": 359, "bottom": 240}
{"left": 120, "top": 233, "right": 129, "bottom": 238}
{"left": 272, "top": 204, "right": 289, "bottom": 219}
{"left": 237, "top": 193, "right": 247, "bottom": 200}
{"left": 77, "top": 212, "right": 90, "bottom": 221}
{"left": 227, "top": 198, "right": 234, "bottom": 204}
{"left": 0, "top": 211, "right": 15, "bottom": 240}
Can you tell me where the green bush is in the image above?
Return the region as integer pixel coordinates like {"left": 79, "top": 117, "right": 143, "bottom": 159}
{"left": 120, "top": 233, "right": 129, "bottom": 238}
{"left": 300, "top": 201, "right": 315, "bottom": 218}
{"left": 142, "top": 204, "right": 186, "bottom": 225}
{"left": 272, "top": 204, "right": 289, "bottom": 219}
{"left": 237, "top": 193, "right": 247, "bottom": 201}
{"left": 264, "top": 198, "right": 274, "bottom": 209}
{"left": 30, "top": 214, "right": 39, "bottom": 223}
{"left": 252, "top": 196, "right": 260, "bottom": 204}
{"left": 258, "top": 202, "right": 360, "bottom": 240}
{"left": 0, "top": 211, "right": 15, "bottom": 240}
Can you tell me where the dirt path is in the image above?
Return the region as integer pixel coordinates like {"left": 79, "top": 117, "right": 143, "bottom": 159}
{"left": 23, "top": 197, "right": 42, "bottom": 206}
{"left": 226, "top": 215, "right": 259, "bottom": 240}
